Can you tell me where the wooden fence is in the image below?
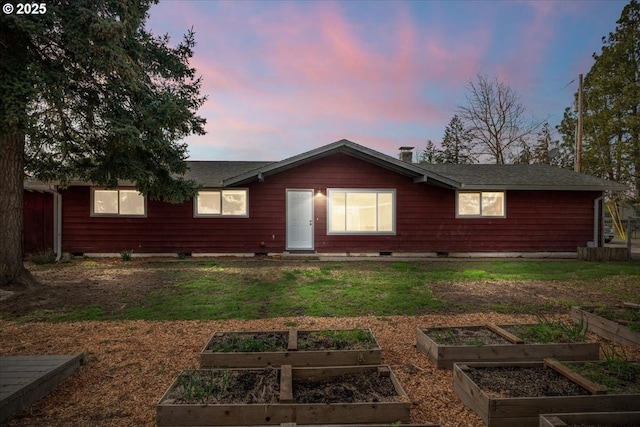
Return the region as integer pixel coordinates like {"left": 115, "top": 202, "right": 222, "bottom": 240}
{"left": 577, "top": 247, "right": 629, "bottom": 261}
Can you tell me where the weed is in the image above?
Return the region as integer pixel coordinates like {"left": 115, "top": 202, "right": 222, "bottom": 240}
{"left": 567, "top": 347, "right": 639, "bottom": 393}
{"left": 428, "top": 328, "right": 461, "bottom": 345}
{"left": 505, "top": 316, "right": 588, "bottom": 343}
{"left": 120, "top": 250, "right": 133, "bottom": 261}
{"left": 298, "top": 329, "right": 376, "bottom": 350}
{"left": 177, "top": 370, "right": 232, "bottom": 403}
{"left": 30, "top": 250, "right": 56, "bottom": 264}
{"left": 206, "top": 332, "right": 288, "bottom": 353}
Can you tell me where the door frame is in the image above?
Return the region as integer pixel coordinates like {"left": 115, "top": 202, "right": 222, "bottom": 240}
{"left": 286, "top": 189, "right": 314, "bottom": 251}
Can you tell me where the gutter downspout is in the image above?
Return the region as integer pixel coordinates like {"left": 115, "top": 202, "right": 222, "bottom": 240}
{"left": 45, "top": 185, "right": 63, "bottom": 261}
{"left": 594, "top": 196, "right": 604, "bottom": 247}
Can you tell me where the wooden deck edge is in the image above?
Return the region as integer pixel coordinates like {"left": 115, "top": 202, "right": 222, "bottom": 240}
{"left": 0, "top": 353, "right": 84, "bottom": 424}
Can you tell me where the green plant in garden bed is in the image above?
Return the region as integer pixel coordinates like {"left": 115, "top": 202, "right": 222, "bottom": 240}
{"left": 505, "top": 317, "right": 588, "bottom": 343}
{"left": 206, "top": 332, "right": 288, "bottom": 353}
{"left": 177, "top": 370, "right": 231, "bottom": 403}
{"left": 298, "top": 329, "right": 376, "bottom": 350}
{"left": 566, "top": 350, "right": 640, "bottom": 394}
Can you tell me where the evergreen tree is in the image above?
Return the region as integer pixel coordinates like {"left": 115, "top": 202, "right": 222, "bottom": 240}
{"left": 418, "top": 140, "right": 444, "bottom": 164}
{"left": 1, "top": 1, "right": 207, "bottom": 286}
{"left": 440, "top": 115, "right": 475, "bottom": 164}
{"left": 555, "top": 107, "right": 578, "bottom": 169}
{"left": 581, "top": 0, "right": 639, "bottom": 203}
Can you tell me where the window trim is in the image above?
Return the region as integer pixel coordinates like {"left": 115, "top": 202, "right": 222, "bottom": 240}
{"left": 455, "top": 190, "right": 506, "bottom": 218}
{"left": 91, "top": 188, "right": 147, "bottom": 217}
{"left": 193, "top": 188, "right": 249, "bottom": 218}
{"left": 327, "top": 188, "right": 396, "bottom": 235}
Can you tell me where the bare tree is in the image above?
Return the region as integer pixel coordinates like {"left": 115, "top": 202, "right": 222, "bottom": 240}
{"left": 456, "top": 74, "right": 542, "bottom": 164}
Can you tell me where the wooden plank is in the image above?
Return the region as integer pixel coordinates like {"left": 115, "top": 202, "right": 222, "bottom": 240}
{"left": 0, "top": 354, "right": 84, "bottom": 424}
{"left": 279, "top": 365, "right": 293, "bottom": 403}
{"left": 287, "top": 329, "right": 297, "bottom": 351}
{"left": 539, "top": 415, "right": 567, "bottom": 427}
{"left": 485, "top": 323, "right": 524, "bottom": 344}
{"left": 417, "top": 326, "right": 598, "bottom": 369}
{"left": 540, "top": 412, "right": 640, "bottom": 427}
{"left": 454, "top": 361, "right": 640, "bottom": 427}
{"left": 543, "top": 358, "right": 607, "bottom": 395}
{"left": 571, "top": 307, "right": 640, "bottom": 347}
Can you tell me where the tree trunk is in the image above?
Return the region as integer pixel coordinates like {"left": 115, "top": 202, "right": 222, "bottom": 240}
{"left": 0, "top": 131, "right": 37, "bottom": 287}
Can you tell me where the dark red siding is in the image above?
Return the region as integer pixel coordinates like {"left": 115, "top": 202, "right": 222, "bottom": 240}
{"left": 58, "top": 153, "right": 601, "bottom": 254}
{"left": 22, "top": 191, "right": 54, "bottom": 256}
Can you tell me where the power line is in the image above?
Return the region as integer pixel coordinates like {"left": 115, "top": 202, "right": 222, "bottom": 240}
{"left": 561, "top": 78, "right": 576, "bottom": 90}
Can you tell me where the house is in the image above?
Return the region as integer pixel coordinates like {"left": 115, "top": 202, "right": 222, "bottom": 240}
{"left": 22, "top": 139, "right": 627, "bottom": 259}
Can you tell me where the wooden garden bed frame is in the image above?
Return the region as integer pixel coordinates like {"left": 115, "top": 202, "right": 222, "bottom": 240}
{"left": 453, "top": 361, "right": 640, "bottom": 427}
{"left": 157, "top": 365, "right": 410, "bottom": 426}
{"left": 200, "top": 328, "right": 382, "bottom": 368}
{"left": 571, "top": 304, "right": 640, "bottom": 347}
{"left": 416, "top": 324, "right": 600, "bottom": 369}
{"left": 539, "top": 411, "right": 640, "bottom": 427}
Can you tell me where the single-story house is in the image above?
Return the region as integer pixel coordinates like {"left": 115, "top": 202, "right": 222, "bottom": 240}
{"left": 22, "top": 139, "right": 627, "bottom": 258}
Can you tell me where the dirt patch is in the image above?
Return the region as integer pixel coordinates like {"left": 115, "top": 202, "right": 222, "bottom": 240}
{"left": 426, "top": 326, "right": 512, "bottom": 345}
{"left": 430, "top": 280, "right": 624, "bottom": 312}
{"left": 464, "top": 366, "right": 590, "bottom": 398}
{"left": 294, "top": 370, "right": 398, "bottom": 403}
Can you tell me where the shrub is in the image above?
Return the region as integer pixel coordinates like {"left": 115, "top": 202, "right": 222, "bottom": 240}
{"left": 30, "top": 250, "right": 56, "bottom": 264}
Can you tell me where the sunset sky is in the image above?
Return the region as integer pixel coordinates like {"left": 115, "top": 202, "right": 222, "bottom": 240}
{"left": 147, "top": 0, "right": 626, "bottom": 161}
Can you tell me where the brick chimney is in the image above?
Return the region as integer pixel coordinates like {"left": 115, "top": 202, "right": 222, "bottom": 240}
{"left": 399, "top": 146, "right": 414, "bottom": 163}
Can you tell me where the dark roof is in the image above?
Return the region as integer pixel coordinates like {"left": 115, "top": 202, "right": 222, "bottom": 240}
{"left": 417, "top": 163, "right": 629, "bottom": 191}
{"left": 187, "top": 140, "right": 626, "bottom": 192}
{"left": 24, "top": 139, "right": 627, "bottom": 192}
{"left": 184, "top": 161, "right": 273, "bottom": 187}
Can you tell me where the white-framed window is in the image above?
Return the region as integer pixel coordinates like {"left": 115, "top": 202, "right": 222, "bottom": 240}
{"left": 91, "top": 188, "right": 146, "bottom": 217}
{"left": 194, "top": 189, "right": 248, "bottom": 217}
{"left": 327, "top": 189, "right": 395, "bottom": 234}
{"left": 456, "top": 191, "right": 506, "bottom": 218}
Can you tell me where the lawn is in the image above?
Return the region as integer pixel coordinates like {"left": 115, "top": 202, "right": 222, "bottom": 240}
{"left": 5, "top": 258, "right": 639, "bottom": 322}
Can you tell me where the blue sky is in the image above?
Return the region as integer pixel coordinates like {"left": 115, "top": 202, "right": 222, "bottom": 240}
{"left": 146, "top": 0, "right": 626, "bottom": 161}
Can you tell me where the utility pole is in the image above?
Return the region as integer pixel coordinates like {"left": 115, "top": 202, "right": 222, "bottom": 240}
{"left": 575, "top": 74, "right": 583, "bottom": 173}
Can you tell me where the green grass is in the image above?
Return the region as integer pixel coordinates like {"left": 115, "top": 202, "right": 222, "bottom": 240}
{"left": 6, "top": 259, "right": 640, "bottom": 321}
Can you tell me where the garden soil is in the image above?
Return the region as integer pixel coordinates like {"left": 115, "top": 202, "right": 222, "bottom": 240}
{"left": 1, "top": 258, "right": 638, "bottom": 427}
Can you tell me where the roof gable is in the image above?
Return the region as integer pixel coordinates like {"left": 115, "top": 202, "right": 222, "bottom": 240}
{"left": 221, "top": 139, "right": 428, "bottom": 186}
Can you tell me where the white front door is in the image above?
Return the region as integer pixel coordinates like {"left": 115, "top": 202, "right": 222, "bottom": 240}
{"left": 286, "top": 189, "right": 314, "bottom": 250}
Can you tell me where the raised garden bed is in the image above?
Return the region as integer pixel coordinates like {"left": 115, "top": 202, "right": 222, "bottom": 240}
{"left": 571, "top": 303, "right": 640, "bottom": 346}
{"left": 453, "top": 359, "right": 640, "bottom": 427}
{"left": 200, "top": 328, "right": 381, "bottom": 368}
{"left": 157, "top": 365, "right": 410, "bottom": 426}
{"left": 539, "top": 411, "right": 640, "bottom": 427}
{"left": 416, "top": 323, "right": 599, "bottom": 369}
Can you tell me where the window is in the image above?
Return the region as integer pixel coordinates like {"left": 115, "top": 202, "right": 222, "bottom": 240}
{"left": 328, "top": 189, "right": 395, "bottom": 234}
{"left": 92, "top": 189, "right": 146, "bottom": 216}
{"left": 456, "top": 191, "right": 505, "bottom": 218}
{"left": 195, "top": 189, "right": 248, "bottom": 217}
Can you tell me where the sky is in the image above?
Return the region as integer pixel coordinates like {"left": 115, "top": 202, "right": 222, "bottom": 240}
{"left": 146, "top": 0, "right": 627, "bottom": 162}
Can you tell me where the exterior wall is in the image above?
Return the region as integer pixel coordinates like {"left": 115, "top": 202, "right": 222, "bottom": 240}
{"left": 57, "top": 153, "right": 601, "bottom": 254}
{"left": 22, "top": 191, "right": 54, "bottom": 256}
